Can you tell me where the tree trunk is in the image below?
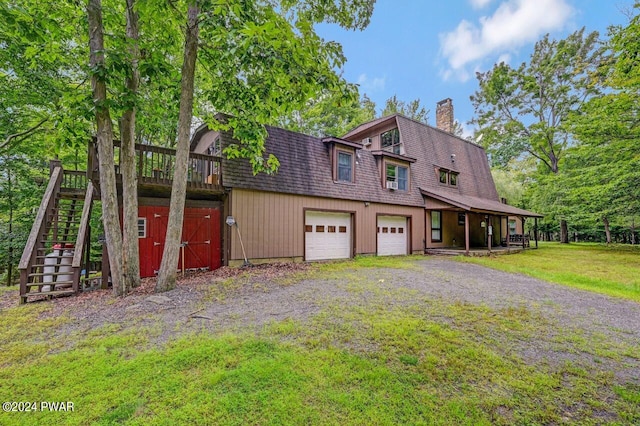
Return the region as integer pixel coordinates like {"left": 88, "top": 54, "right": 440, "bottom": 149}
{"left": 88, "top": 0, "right": 125, "bottom": 295}
{"left": 560, "top": 219, "right": 569, "bottom": 243}
{"left": 155, "top": 3, "right": 199, "bottom": 292}
{"left": 120, "top": 0, "right": 141, "bottom": 289}
{"left": 603, "top": 216, "right": 611, "bottom": 244}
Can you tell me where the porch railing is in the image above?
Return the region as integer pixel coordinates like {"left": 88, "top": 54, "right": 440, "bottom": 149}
{"left": 89, "top": 139, "right": 223, "bottom": 190}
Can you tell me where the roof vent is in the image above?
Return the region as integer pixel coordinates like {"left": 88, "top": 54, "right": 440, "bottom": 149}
{"left": 362, "top": 137, "right": 372, "bottom": 147}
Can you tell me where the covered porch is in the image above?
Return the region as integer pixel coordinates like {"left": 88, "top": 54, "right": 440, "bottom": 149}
{"left": 421, "top": 189, "right": 543, "bottom": 256}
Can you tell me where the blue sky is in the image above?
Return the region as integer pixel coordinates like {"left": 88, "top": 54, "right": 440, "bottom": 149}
{"left": 316, "top": 0, "right": 634, "bottom": 136}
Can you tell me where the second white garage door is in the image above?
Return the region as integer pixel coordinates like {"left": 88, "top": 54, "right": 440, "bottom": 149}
{"left": 305, "top": 211, "right": 352, "bottom": 261}
{"left": 377, "top": 216, "right": 408, "bottom": 256}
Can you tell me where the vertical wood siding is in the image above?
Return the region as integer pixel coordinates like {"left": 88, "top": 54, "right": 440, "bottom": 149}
{"left": 229, "top": 189, "right": 425, "bottom": 260}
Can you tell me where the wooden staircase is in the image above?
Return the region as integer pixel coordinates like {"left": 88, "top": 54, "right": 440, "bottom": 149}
{"left": 19, "top": 162, "right": 94, "bottom": 304}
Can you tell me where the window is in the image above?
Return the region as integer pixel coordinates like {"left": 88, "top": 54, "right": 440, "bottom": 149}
{"left": 305, "top": 225, "right": 313, "bottom": 232}
{"left": 328, "top": 226, "right": 336, "bottom": 233}
{"left": 431, "top": 211, "right": 442, "bottom": 242}
{"left": 316, "top": 225, "right": 324, "bottom": 232}
{"left": 137, "top": 218, "right": 147, "bottom": 238}
{"left": 509, "top": 219, "right": 517, "bottom": 236}
{"left": 386, "top": 164, "right": 408, "bottom": 191}
{"left": 439, "top": 170, "right": 448, "bottom": 184}
{"left": 381, "top": 128, "right": 402, "bottom": 154}
{"left": 458, "top": 212, "right": 466, "bottom": 226}
{"left": 339, "top": 226, "right": 347, "bottom": 233}
{"left": 337, "top": 151, "right": 353, "bottom": 182}
{"left": 438, "top": 169, "right": 459, "bottom": 186}
{"left": 207, "top": 137, "right": 221, "bottom": 156}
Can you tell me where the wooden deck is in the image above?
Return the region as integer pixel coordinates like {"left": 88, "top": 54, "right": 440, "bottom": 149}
{"left": 88, "top": 139, "right": 225, "bottom": 198}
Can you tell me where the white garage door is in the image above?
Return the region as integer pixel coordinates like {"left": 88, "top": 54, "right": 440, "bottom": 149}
{"left": 378, "top": 216, "right": 407, "bottom": 256}
{"left": 305, "top": 211, "right": 352, "bottom": 261}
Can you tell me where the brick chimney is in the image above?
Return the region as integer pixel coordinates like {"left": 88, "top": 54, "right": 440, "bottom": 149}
{"left": 436, "top": 98, "right": 454, "bottom": 133}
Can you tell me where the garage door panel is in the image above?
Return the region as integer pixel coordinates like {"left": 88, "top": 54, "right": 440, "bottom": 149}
{"left": 378, "top": 216, "right": 407, "bottom": 256}
{"left": 305, "top": 211, "right": 351, "bottom": 261}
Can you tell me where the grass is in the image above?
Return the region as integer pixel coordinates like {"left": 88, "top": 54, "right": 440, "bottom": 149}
{"left": 456, "top": 242, "right": 640, "bottom": 302}
{"left": 1, "top": 245, "right": 639, "bottom": 424}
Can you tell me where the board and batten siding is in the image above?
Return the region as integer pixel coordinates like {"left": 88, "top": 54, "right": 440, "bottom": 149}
{"left": 228, "top": 189, "right": 425, "bottom": 261}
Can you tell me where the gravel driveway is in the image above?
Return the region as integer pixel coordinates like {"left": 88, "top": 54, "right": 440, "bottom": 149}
{"left": 43, "top": 257, "right": 640, "bottom": 385}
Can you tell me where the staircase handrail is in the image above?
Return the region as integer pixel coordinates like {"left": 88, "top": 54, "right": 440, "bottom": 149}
{"left": 19, "top": 166, "right": 63, "bottom": 270}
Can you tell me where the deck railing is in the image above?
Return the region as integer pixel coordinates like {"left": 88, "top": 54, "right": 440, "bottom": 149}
{"left": 89, "top": 139, "right": 223, "bottom": 190}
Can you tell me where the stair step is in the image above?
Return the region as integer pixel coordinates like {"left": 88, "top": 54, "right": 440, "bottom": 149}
{"left": 35, "top": 255, "right": 74, "bottom": 260}
{"left": 28, "top": 271, "right": 75, "bottom": 277}
{"left": 31, "top": 263, "right": 71, "bottom": 268}
{"left": 21, "top": 289, "right": 76, "bottom": 298}
{"left": 26, "top": 281, "right": 74, "bottom": 287}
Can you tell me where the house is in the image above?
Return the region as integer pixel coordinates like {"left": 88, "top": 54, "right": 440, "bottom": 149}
{"left": 18, "top": 98, "right": 540, "bottom": 302}
{"left": 191, "top": 98, "right": 541, "bottom": 266}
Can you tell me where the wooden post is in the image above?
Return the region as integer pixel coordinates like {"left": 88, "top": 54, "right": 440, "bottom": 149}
{"left": 465, "top": 212, "right": 470, "bottom": 256}
{"left": 534, "top": 217, "right": 539, "bottom": 249}
{"left": 488, "top": 215, "right": 492, "bottom": 253}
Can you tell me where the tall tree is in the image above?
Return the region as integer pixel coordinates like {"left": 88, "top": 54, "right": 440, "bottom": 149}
{"left": 155, "top": 0, "right": 375, "bottom": 291}
{"left": 381, "top": 95, "right": 430, "bottom": 124}
{"left": 471, "top": 28, "right": 607, "bottom": 243}
{"left": 155, "top": 3, "right": 199, "bottom": 292}
{"left": 567, "top": 7, "right": 640, "bottom": 242}
{"left": 276, "top": 92, "right": 376, "bottom": 137}
{"left": 120, "top": 0, "right": 141, "bottom": 289}
{"left": 471, "top": 28, "right": 606, "bottom": 173}
{"left": 87, "top": 0, "right": 124, "bottom": 295}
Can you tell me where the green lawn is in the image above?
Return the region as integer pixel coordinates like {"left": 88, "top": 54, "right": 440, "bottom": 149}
{"left": 1, "top": 247, "right": 639, "bottom": 425}
{"left": 456, "top": 242, "right": 640, "bottom": 302}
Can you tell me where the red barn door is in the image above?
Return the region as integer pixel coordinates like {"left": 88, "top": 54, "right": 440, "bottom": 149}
{"left": 138, "top": 206, "right": 221, "bottom": 277}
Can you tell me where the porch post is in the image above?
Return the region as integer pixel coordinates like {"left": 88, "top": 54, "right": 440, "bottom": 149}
{"left": 465, "top": 212, "right": 470, "bottom": 256}
{"left": 506, "top": 216, "right": 510, "bottom": 249}
{"left": 534, "top": 217, "right": 539, "bottom": 249}
{"left": 488, "top": 214, "right": 492, "bottom": 253}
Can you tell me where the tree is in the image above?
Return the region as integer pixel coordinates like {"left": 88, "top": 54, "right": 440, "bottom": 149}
{"left": 566, "top": 8, "right": 640, "bottom": 242}
{"left": 155, "top": 2, "right": 199, "bottom": 292}
{"left": 471, "top": 28, "right": 606, "bottom": 173}
{"left": 471, "top": 28, "right": 608, "bottom": 243}
{"left": 155, "top": 1, "right": 376, "bottom": 291}
{"left": 276, "top": 92, "right": 375, "bottom": 137}
{"left": 120, "top": 0, "right": 141, "bottom": 289}
{"left": 87, "top": 0, "right": 124, "bottom": 295}
{"left": 381, "top": 95, "right": 429, "bottom": 124}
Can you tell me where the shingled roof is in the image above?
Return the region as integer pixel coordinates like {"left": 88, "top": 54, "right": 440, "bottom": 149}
{"left": 193, "top": 114, "right": 541, "bottom": 217}
{"left": 217, "top": 125, "right": 425, "bottom": 207}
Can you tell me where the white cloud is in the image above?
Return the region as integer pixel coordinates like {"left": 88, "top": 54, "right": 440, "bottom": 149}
{"left": 470, "top": 0, "right": 494, "bottom": 9}
{"left": 356, "top": 73, "right": 386, "bottom": 92}
{"left": 439, "top": 0, "right": 573, "bottom": 80}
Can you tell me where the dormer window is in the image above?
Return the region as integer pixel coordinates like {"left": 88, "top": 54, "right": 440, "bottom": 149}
{"left": 337, "top": 151, "right": 353, "bottom": 183}
{"left": 381, "top": 128, "right": 402, "bottom": 154}
{"left": 437, "top": 168, "right": 459, "bottom": 187}
{"left": 386, "top": 163, "right": 408, "bottom": 191}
